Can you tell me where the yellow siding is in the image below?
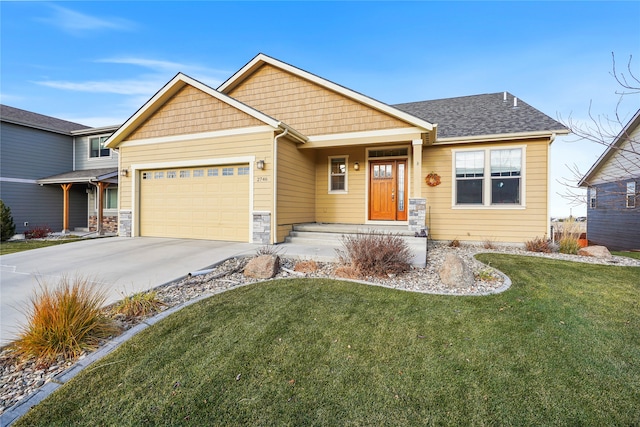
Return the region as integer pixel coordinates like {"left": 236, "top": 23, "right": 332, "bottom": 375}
{"left": 128, "top": 85, "right": 264, "bottom": 141}
{"left": 315, "top": 147, "right": 367, "bottom": 223}
{"left": 118, "top": 131, "right": 275, "bottom": 223}
{"left": 276, "top": 139, "right": 316, "bottom": 241}
{"left": 422, "top": 139, "right": 550, "bottom": 243}
{"left": 228, "top": 64, "right": 413, "bottom": 136}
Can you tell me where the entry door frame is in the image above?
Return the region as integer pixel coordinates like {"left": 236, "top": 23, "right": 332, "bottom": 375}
{"left": 368, "top": 158, "right": 408, "bottom": 221}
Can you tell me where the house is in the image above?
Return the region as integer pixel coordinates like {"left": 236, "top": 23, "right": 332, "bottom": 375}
{"left": 0, "top": 105, "right": 119, "bottom": 235}
{"left": 578, "top": 109, "right": 640, "bottom": 250}
{"left": 106, "top": 53, "right": 568, "bottom": 245}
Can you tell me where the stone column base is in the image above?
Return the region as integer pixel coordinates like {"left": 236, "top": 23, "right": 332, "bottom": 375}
{"left": 252, "top": 211, "right": 271, "bottom": 244}
{"left": 408, "top": 198, "right": 427, "bottom": 233}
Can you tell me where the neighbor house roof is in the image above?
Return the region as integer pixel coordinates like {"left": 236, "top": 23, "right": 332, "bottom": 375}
{"left": 106, "top": 72, "right": 307, "bottom": 148}
{"left": 37, "top": 168, "right": 118, "bottom": 184}
{"left": 0, "top": 104, "right": 90, "bottom": 135}
{"left": 394, "top": 92, "right": 568, "bottom": 141}
{"left": 578, "top": 108, "right": 640, "bottom": 187}
{"left": 218, "top": 53, "right": 435, "bottom": 133}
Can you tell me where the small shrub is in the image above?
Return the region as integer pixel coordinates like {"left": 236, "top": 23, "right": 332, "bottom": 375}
{"left": 25, "top": 225, "right": 52, "bottom": 239}
{"left": 13, "top": 276, "right": 118, "bottom": 365}
{"left": 559, "top": 237, "right": 581, "bottom": 255}
{"left": 449, "top": 238, "right": 461, "bottom": 248}
{"left": 483, "top": 238, "right": 497, "bottom": 250}
{"left": 256, "top": 245, "right": 282, "bottom": 256}
{"left": 0, "top": 199, "right": 16, "bottom": 242}
{"left": 336, "top": 231, "right": 412, "bottom": 277}
{"left": 476, "top": 267, "right": 498, "bottom": 282}
{"left": 114, "top": 291, "right": 164, "bottom": 319}
{"left": 294, "top": 260, "right": 318, "bottom": 273}
{"left": 525, "top": 236, "right": 552, "bottom": 253}
{"left": 333, "top": 265, "right": 361, "bottom": 279}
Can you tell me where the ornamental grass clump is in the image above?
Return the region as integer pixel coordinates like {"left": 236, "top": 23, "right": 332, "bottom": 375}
{"left": 336, "top": 231, "right": 412, "bottom": 277}
{"left": 557, "top": 218, "right": 582, "bottom": 255}
{"left": 525, "top": 236, "right": 552, "bottom": 253}
{"left": 12, "top": 276, "right": 118, "bottom": 365}
{"left": 114, "top": 291, "right": 164, "bottom": 319}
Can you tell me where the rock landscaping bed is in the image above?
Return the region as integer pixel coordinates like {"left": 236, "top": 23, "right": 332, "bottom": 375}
{"left": 2, "top": 243, "right": 639, "bottom": 416}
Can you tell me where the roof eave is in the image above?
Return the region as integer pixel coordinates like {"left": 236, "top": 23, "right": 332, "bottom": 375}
{"left": 434, "top": 129, "right": 568, "bottom": 145}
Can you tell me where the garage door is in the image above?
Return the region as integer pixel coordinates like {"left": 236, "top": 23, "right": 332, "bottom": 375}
{"left": 139, "top": 164, "right": 250, "bottom": 241}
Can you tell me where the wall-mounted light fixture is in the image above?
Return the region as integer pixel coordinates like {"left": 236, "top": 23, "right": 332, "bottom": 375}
{"left": 120, "top": 168, "right": 129, "bottom": 177}
{"left": 353, "top": 162, "right": 360, "bottom": 171}
{"left": 256, "top": 160, "right": 265, "bottom": 170}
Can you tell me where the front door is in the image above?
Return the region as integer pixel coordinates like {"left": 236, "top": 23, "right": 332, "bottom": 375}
{"left": 369, "top": 160, "right": 407, "bottom": 221}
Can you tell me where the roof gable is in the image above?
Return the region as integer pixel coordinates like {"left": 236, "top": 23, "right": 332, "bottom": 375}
{"left": 579, "top": 109, "right": 640, "bottom": 186}
{"left": 0, "top": 104, "right": 90, "bottom": 134}
{"left": 218, "top": 53, "right": 434, "bottom": 135}
{"left": 394, "top": 92, "right": 568, "bottom": 140}
{"left": 106, "top": 73, "right": 305, "bottom": 148}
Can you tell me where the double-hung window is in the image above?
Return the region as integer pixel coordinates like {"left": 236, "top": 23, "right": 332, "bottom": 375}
{"left": 589, "top": 187, "right": 597, "bottom": 209}
{"left": 454, "top": 147, "right": 523, "bottom": 207}
{"left": 329, "top": 156, "right": 347, "bottom": 193}
{"left": 627, "top": 182, "right": 636, "bottom": 208}
{"left": 90, "top": 136, "right": 110, "bottom": 158}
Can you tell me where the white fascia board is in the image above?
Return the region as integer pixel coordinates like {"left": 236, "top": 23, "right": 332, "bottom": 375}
{"left": 218, "top": 54, "right": 434, "bottom": 132}
{"left": 307, "top": 127, "right": 425, "bottom": 143}
{"left": 71, "top": 125, "right": 121, "bottom": 136}
{"left": 118, "top": 126, "right": 275, "bottom": 148}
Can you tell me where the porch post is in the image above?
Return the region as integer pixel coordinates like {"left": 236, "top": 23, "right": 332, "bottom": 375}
{"left": 411, "top": 139, "right": 423, "bottom": 198}
{"left": 61, "top": 183, "right": 72, "bottom": 233}
{"left": 96, "top": 182, "right": 110, "bottom": 236}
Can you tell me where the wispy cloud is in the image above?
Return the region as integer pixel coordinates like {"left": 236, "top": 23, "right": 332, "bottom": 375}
{"left": 97, "top": 57, "right": 229, "bottom": 81}
{"left": 34, "top": 78, "right": 161, "bottom": 95}
{"left": 38, "top": 4, "right": 136, "bottom": 35}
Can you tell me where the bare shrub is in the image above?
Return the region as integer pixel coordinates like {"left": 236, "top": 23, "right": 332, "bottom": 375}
{"left": 336, "top": 231, "right": 412, "bottom": 277}
{"left": 333, "top": 265, "right": 361, "bottom": 279}
{"left": 294, "top": 260, "right": 318, "bottom": 273}
{"left": 525, "top": 237, "right": 552, "bottom": 253}
{"left": 483, "top": 238, "right": 497, "bottom": 250}
{"left": 256, "top": 245, "right": 282, "bottom": 256}
{"left": 448, "top": 238, "right": 461, "bottom": 248}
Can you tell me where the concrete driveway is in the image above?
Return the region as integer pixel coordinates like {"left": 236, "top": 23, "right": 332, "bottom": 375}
{"left": 0, "top": 237, "right": 262, "bottom": 346}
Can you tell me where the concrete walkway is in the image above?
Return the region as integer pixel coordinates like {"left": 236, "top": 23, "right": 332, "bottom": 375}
{"left": 1, "top": 237, "right": 341, "bottom": 346}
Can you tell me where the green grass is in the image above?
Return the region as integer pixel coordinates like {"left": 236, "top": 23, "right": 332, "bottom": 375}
{"left": 613, "top": 250, "right": 640, "bottom": 260}
{"left": 15, "top": 255, "right": 640, "bottom": 426}
{"left": 0, "top": 239, "right": 78, "bottom": 255}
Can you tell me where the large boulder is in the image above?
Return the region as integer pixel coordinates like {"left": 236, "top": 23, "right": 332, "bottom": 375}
{"left": 578, "top": 245, "right": 612, "bottom": 260}
{"left": 244, "top": 255, "right": 280, "bottom": 279}
{"left": 438, "top": 253, "right": 475, "bottom": 289}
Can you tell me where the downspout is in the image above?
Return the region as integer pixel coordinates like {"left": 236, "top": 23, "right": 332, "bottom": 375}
{"left": 547, "top": 132, "right": 557, "bottom": 241}
{"left": 272, "top": 128, "right": 289, "bottom": 244}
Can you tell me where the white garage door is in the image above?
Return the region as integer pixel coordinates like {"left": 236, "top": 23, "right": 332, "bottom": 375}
{"left": 139, "top": 165, "right": 250, "bottom": 241}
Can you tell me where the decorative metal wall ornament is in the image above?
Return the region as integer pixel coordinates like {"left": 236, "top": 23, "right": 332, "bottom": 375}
{"left": 425, "top": 172, "right": 441, "bottom": 187}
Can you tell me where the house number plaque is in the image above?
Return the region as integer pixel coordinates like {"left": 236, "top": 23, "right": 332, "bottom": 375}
{"left": 257, "top": 176, "right": 269, "bottom": 183}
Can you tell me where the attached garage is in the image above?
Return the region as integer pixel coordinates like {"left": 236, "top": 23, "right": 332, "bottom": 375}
{"left": 139, "top": 164, "right": 250, "bottom": 241}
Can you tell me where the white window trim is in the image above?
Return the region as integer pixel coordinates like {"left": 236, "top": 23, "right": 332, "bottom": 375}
{"left": 328, "top": 155, "right": 348, "bottom": 194}
{"left": 627, "top": 182, "right": 636, "bottom": 208}
{"left": 451, "top": 145, "right": 527, "bottom": 209}
{"left": 88, "top": 135, "right": 113, "bottom": 160}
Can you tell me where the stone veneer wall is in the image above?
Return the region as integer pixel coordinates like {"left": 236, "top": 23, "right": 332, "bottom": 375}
{"left": 252, "top": 211, "right": 271, "bottom": 244}
{"left": 89, "top": 215, "right": 119, "bottom": 233}
{"left": 408, "top": 198, "right": 427, "bottom": 234}
{"left": 118, "top": 210, "right": 132, "bottom": 237}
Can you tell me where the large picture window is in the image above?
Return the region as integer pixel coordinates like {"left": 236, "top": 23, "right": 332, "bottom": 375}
{"left": 90, "top": 136, "right": 110, "bottom": 158}
{"left": 454, "top": 147, "right": 523, "bottom": 207}
{"left": 329, "top": 156, "right": 347, "bottom": 192}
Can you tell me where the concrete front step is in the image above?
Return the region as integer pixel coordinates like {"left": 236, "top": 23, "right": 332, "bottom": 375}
{"left": 292, "top": 223, "right": 417, "bottom": 236}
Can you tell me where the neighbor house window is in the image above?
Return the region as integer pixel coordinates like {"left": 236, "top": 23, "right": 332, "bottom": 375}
{"left": 589, "top": 187, "right": 597, "bottom": 209}
{"left": 329, "top": 156, "right": 347, "bottom": 192}
{"left": 627, "top": 182, "right": 636, "bottom": 208}
{"left": 95, "top": 187, "right": 117, "bottom": 210}
{"left": 454, "top": 147, "right": 523, "bottom": 207}
{"left": 90, "top": 136, "right": 110, "bottom": 158}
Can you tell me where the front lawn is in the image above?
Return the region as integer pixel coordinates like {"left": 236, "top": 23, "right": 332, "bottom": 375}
{"left": 613, "top": 250, "right": 640, "bottom": 260}
{"left": 0, "top": 239, "right": 78, "bottom": 255}
{"left": 15, "top": 255, "right": 640, "bottom": 426}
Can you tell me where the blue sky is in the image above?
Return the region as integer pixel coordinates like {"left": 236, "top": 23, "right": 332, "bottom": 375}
{"left": 1, "top": 1, "right": 639, "bottom": 217}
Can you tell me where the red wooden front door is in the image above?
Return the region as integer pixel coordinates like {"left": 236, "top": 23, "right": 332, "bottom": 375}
{"left": 369, "top": 160, "right": 407, "bottom": 221}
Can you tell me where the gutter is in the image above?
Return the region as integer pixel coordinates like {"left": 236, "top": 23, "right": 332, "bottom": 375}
{"left": 272, "top": 128, "right": 289, "bottom": 244}
{"left": 434, "top": 129, "right": 569, "bottom": 145}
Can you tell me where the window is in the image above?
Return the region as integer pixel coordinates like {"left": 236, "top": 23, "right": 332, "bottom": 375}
{"left": 103, "top": 188, "right": 117, "bottom": 209}
{"left": 154, "top": 171, "right": 164, "bottom": 179}
{"left": 455, "top": 151, "right": 484, "bottom": 204}
{"left": 179, "top": 170, "right": 190, "bottom": 178}
{"left": 193, "top": 169, "right": 204, "bottom": 177}
{"left": 167, "top": 171, "right": 176, "bottom": 179}
{"left": 454, "top": 148, "right": 523, "bottom": 207}
{"left": 90, "top": 136, "right": 110, "bottom": 158}
{"left": 222, "top": 167, "right": 234, "bottom": 176}
{"left": 589, "top": 187, "right": 597, "bottom": 209}
{"left": 142, "top": 172, "right": 152, "bottom": 180}
{"left": 329, "top": 157, "right": 347, "bottom": 192}
{"left": 627, "top": 182, "right": 636, "bottom": 208}
{"left": 238, "top": 166, "right": 250, "bottom": 176}
{"left": 208, "top": 168, "right": 218, "bottom": 177}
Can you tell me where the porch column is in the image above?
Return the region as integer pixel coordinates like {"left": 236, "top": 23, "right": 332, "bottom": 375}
{"left": 96, "top": 182, "right": 110, "bottom": 236}
{"left": 412, "top": 139, "right": 423, "bottom": 198}
{"left": 61, "top": 183, "right": 72, "bottom": 233}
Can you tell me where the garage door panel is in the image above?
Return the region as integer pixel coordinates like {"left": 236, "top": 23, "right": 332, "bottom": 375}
{"left": 140, "top": 164, "right": 250, "bottom": 241}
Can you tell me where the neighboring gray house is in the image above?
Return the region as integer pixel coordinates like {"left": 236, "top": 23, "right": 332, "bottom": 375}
{"left": 0, "top": 105, "right": 119, "bottom": 235}
{"left": 579, "top": 109, "right": 640, "bottom": 250}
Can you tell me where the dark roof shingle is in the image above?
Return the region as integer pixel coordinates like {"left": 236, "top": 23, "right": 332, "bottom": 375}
{"left": 0, "top": 104, "right": 90, "bottom": 134}
{"left": 393, "top": 92, "right": 567, "bottom": 139}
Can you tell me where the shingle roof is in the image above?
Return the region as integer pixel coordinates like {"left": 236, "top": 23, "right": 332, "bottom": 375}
{"left": 0, "top": 104, "right": 90, "bottom": 134}
{"left": 393, "top": 92, "right": 567, "bottom": 139}
{"left": 37, "top": 168, "right": 118, "bottom": 184}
